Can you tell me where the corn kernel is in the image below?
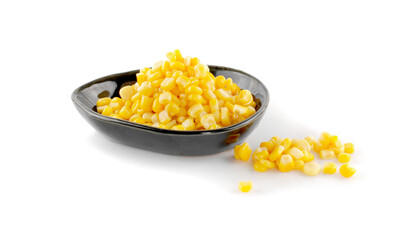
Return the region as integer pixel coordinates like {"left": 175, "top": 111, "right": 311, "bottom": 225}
{"left": 142, "top": 112, "right": 153, "bottom": 123}
{"left": 171, "top": 125, "right": 185, "bottom": 130}
{"left": 220, "top": 107, "right": 231, "bottom": 126}
{"left": 159, "top": 91, "right": 173, "bottom": 105}
{"left": 278, "top": 154, "right": 295, "bottom": 172}
{"left": 302, "top": 150, "right": 314, "bottom": 163}
{"left": 194, "top": 64, "right": 208, "bottom": 79}
{"left": 233, "top": 105, "right": 248, "bottom": 115}
{"left": 288, "top": 147, "right": 304, "bottom": 160}
{"left": 344, "top": 143, "right": 355, "bottom": 154}
{"left": 215, "top": 89, "right": 231, "bottom": 101}
{"left": 292, "top": 139, "right": 311, "bottom": 151}
{"left": 165, "top": 102, "right": 180, "bottom": 116}
{"left": 252, "top": 147, "right": 269, "bottom": 161}
{"left": 259, "top": 159, "right": 276, "bottom": 169}
{"left": 294, "top": 160, "right": 305, "bottom": 170}
{"left": 338, "top": 153, "right": 351, "bottom": 163}
{"left": 119, "top": 106, "right": 133, "bottom": 119}
{"left": 340, "top": 164, "right": 356, "bottom": 178}
{"left": 260, "top": 141, "right": 275, "bottom": 153}
{"left": 269, "top": 145, "right": 284, "bottom": 162}
{"left": 320, "top": 149, "right": 335, "bottom": 159}
{"left": 97, "top": 106, "right": 107, "bottom": 113}
{"left": 160, "top": 77, "right": 176, "bottom": 91}
{"left": 140, "top": 96, "right": 153, "bottom": 112}
{"left": 236, "top": 90, "right": 253, "bottom": 106}
{"left": 200, "top": 114, "right": 216, "bottom": 129}
{"left": 271, "top": 136, "right": 282, "bottom": 146}
{"left": 312, "top": 141, "right": 324, "bottom": 153}
{"left": 238, "top": 181, "right": 252, "bottom": 192}
{"left": 97, "top": 97, "right": 112, "bottom": 107}
{"left": 302, "top": 162, "right": 321, "bottom": 176}
{"left": 305, "top": 135, "right": 318, "bottom": 145}
{"left": 136, "top": 72, "right": 147, "bottom": 85}
{"left": 319, "top": 132, "right": 331, "bottom": 147}
{"left": 188, "top": 103, "right": 203, "bottom": 118}
{"left": 165, "top": 119, "right": 177, "bottom": 129}
{"left": 159, "top": 110, "right": 172, "bottom": 124}
{"left": 281, "top": 138, "right": 292, "bottom": 151}
{"left": 188, "top": 94, "right": 203, "bottom": 103}
{"left": 323, "top": 162, "right": 337, "bottom": 174}
{"left": 234, "top": 143, "right": 252, "bottom": 161}
{"left": 330, "top": 135, "right": 342, "bottom": 148}
{"left": 254, "top": 162, "right": 268, "bottom": 172}
{"left": 152, "top": 97, "right": 163, "bottom": 113}
{"left": 101, "top": 106, "right": 113, "bottom": 116}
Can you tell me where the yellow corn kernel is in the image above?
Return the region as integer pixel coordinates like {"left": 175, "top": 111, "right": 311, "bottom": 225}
{"left": 338, "top": 153, "right": 351, "bottom": 163}
{"left": 288, "top": 147, "right": 304, "bottom": 160}
{"left": 260, "top": 141, "right": 275, "bottom": 153}
{"left": 194, "top": 64, "right": 208, "bottom": 79}
{"left": 319, "top": 132, "right": 331, "bottom": 147}
{"left": 140, "top": 96, "right": 153, "bottom": 112}
{"left": 161, "top": 60, "right": 170, "bottom": 74}
{"left": 97, "top": 97, "right": 112, "bottom": 107}
{"left": 271, "top": 136, "right": 282, "bottom": 146}
{"left": 278, "top": 154, "right": 295, "bottom": 172}
{"left": 269, "top": 145, "right": 284, "bottom": 162}
{"left": 344, "top": 143, "right": 355, "bottom": 154}
{"left": 152, "top": 60, "right": 163, "bottom": 72}
{"left": 138, "top": 82, "right": 154, "bottom": 96}
{"left": 147, "top": 71, "right": 163, "bottom": 82}
{"left": 109, "top": 97, "right": 124, "bottom": 111}
{"left": 152, "top": 97, "right": 163, "bottom": 113}
{"left": 173, "top": 49, "right": 183, "bottom": 62}
{"left": 97, "top": 106, "right": 107, "bottom": 113}
{"left": 234, "top": 143, "right": 252, "bottom": 161}
{"left": 238, "top": 181, "right": 252, "bottom": 192}
{"left": 165, "top": 102, "right": 180, "bottom": 116}
{"left": 200, "top": 114, "right": 216, "bottom": 129}
{"left": 170, "top": 61, "right": 185, "bottom": 71}
{"left": 186, "top": 85, "right": 203, "bottom": 95}
{"left": 188, "top": 94, "right": 203, "bottom": 103}
{"left": 142, "top": 112, "right": 154, "bottom": 123}
{"left": 320, "top": 149, "right": 335, "bottom": 159}
{"left": 294, "top": 160, "right": 305, "bottom": 170}
{"left": 253, "top": 162, "right": 268, "bottom": 172}
{"left": 166, "top": 51, "right": 176, "bottom": 62}
{"left": 305, "top": 135, "right": 318, "bottom": 146}
{"left": 332, "top": 144, "right": 345, "bottom": 156}
{"left": 312, "top": 140, "right": 324, "bottom": 153}
{"left": 150, "top": 113, "right": 159, "bottom": 124}
{"left": 244, "top": 106, "right": 256, "bottom": 118}
{"left": 187, "top": 103, "right": 203, "bottom": 118}
{"left": 101, "top": 106, "right": 113, "bottom": 116}
{"left": 190, "top": 57, "right": 200, "bottom": 66}
{"left": 233, "top": 105, "right": 248, "bottom": 116}
{"left": 119, "top": 106, "right": 133, "bottom": 119}
{"left": 165, "top": 119, "right": 177, "bottom": 129}
{"left": 252, "top": 147, "right": 270, "bottom": 162}
{"left": 171, "top": 125, "right": 185, "bottom": 130}
{"left": 330, "top": 135, "right": 342, "bottom": 148}
{"left": 259, "top": 159, "right": 276, "bottom": 169}
{"left": 136, "top": 72, "right": 147, "bottom": 85}
{"left": 183, "top": 56, "right": 192, "bottom": 66}
{"left": 323, "top": 162, "right": 337, "bottom": 174}
{"left": 110, "top": 114, "right": 122, "bottom": 119}
{"left": 302, "top": 150, "right": 314, "bottom": 163}
{"left": 133, "top": 117, "right": 145, "bottom": 124}
{"left": 292, "top": 139, "right": 311, "bottom": 151}
{"left": 236, "top": 90, "right": 253, "bottom": 106}
{"left": 340, "top": 164, "right": 356, "bottom": 178}
{"left": 224, "top": 102, "right": 234, "bottom": 113}
{"left": 160, "top": 77, "right": 176, "bottom": 91}
{"left": 158, "top": 91, "right": 173, "bottom": 105}
{"left": 129, "top": 114, "right": 141, "bottom": 122}
{"left": 281, "top": 138, "right": 292, "bottom": 151}
{"left": 159, "top": 110, "right": 172, "bottom": 124}
{"left": 208, "top": 124, "right": 221, "bottom": 130}
{"left": 220, "top": 107, "right": 231, "bottom": 126}
{"left": 215, "top": 89, "right": 231, "bottom": 101}
{"left": 302, "top": 162, "right": 321, "bottom": 176}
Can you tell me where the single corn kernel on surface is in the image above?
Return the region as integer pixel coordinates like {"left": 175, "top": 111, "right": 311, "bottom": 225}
{"left": 344, "top": 143, "right": 355, "bottom": 154}
{"left": 323, "top": 162, "right": 337, "bottom": 174}
{"left": 303, "top": 162, "right": 322, "bottom": 176}
{"left": 238, "top": 181, "right": 253, "bottom": 192}
{"left": 320, "top": 149, "right": 335, "bottom": 159}
{"left": 338, "top": 153, "right": 351, "bottom": 163}
{"left": 340, "top": 164, "right": 356, "bottom": 178}
{"left": 234, "top": 143, "right": 252, "bottom": 161}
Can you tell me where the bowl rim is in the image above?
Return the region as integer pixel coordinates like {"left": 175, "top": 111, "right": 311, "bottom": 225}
{"left": 72, "top": 65, "right": 270, "bottom": 136}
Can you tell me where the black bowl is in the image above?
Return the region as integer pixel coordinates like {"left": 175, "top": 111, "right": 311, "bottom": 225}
{"left": 71, "top": 66, "right": 269, "bottom": 156}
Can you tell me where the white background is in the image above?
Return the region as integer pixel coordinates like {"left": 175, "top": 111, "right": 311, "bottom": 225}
{"left": 1, "top": 0, "right": 412, "bottom": 239}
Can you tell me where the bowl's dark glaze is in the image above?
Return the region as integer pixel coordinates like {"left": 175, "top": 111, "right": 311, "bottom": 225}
{"left": 72, "top": 66, "right": 269, "bottom": 156}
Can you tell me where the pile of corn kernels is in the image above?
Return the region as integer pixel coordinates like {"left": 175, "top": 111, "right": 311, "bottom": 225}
{"left": 96, "top": 50, "right": 257, "bottom": 130}
{"left": 236, "top": 132, "right": 356, "bottom": 192}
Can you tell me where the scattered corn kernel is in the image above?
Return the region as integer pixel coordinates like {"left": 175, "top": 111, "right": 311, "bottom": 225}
{"left": 344, "top": 143, "right": 355, "bottom": 154}
{"left": 254, "top": 162, "right": 268, "bottom": 172}
{"left": 252, "top": 147, "right": 269, "bottom": 162}
{"left": 302, "top": 162, "right": 321, "bottom": 176}
{"left": 269, "top": 145, "right": 284, "bottom": 162}
{"left": 288, "top": 147, "right": 304, "bottom": 160}
{"left": 338, "top": 153, "right": 351, "bottom": 163}
{"left": 340, "top": 164, "right": 356, "bottom": 178}
{"left": 294, "top": 160, "right": 304, "bottom": 170}
{"left": 323, "top": 162, "right": 337, "bottom": 174}
{"left": 258, "top": 159, "right": 276, "bottom": 169}
{"left": 238, "top": 181, "right": 253, "bottom": 192}
{"left": 320, "top": 149, "right": 335, "bottom": 159}
{"left": 234, "top": 143, "right": 252, "bottom": 161}
{"left": 278, "top": 154, "right": 295, "bottom": 172}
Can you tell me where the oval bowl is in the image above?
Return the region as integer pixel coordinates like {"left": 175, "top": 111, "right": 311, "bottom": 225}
{"left": 71, "top": 66, "right": 269, "bottom": 156}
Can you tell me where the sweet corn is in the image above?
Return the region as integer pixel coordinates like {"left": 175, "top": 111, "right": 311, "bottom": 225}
{"left": 320, "top": 149, "right": 335, "bottom": 159}
{"left": 338, "top": 153, "right": 351, "bottom": 163}
{"left": 344, "top": 143, "right": 355, "bottom": 154}
{"left": 234, "top": 143, "right": 252, "bottom": 161}
{"left": 269, "top": 145, "right": 284, "bottom": 162}
{"left": 305, "top": 135, "right": 317, "bottom": 146}
{"left": 292, "top": 139, "right": 311, "bottom": 151}
{"left": 96, "top": 50, "right": 258, "bottom": 130}
{"left": 258, "top": 159, "right": 276, "bottom": 169}
{"left": 260, "top": 141, "right": 275, "bottom": 153}
{"left": 171, "top": 124, "right": 186, "bottom": 130}
{"left": 340, "top": 164, "right": 356, "bottom": 178}
{"left": 294, "top": 160, "right": 304, "bottom": 170}
{"left": 330, "top": 135, "right": 342, "bottom": 148}
{"left": 302, "top": 162, "right": 321, "bottom": 176}
{"left": 254, "top": 162, "right": 268, "bottom": 172}
{"left": 319, "top": 132, "right": 331, "bottom": 147}
{"left": 278, "top": 154, "right": 295, "bottom": 172}
{"left": 281, "top": 138, "right": 292, "bottom": 151}
{"left": 238, "top": 181, "right": 252, "bottom": 192}
{"left": 302, "top": 150, "right": 314, "bottom": 163}
{"left": 252, "top": 147, "right": 269, "bottom": 162}
{"left": 288, "top": 147, "right": 304, "bottom": 160}
{"left": 323, "top": 162, "right": 337, "bottom": 174}
{"left": 271, "top": 136, "right": 282, "bottom": 146}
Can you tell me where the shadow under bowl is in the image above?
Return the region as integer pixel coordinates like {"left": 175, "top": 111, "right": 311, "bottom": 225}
{"left": 71, "top": 65, "right": 270, "bottom": 156}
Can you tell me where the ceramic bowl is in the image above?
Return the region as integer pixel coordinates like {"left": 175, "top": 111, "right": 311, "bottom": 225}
{"left": 72, "top": 66, "right": 269, "bottom": 155}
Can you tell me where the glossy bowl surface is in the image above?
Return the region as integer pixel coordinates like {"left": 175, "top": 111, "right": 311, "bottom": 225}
{"left": 72, "top": 66, "right": 269, "bottom": 156}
